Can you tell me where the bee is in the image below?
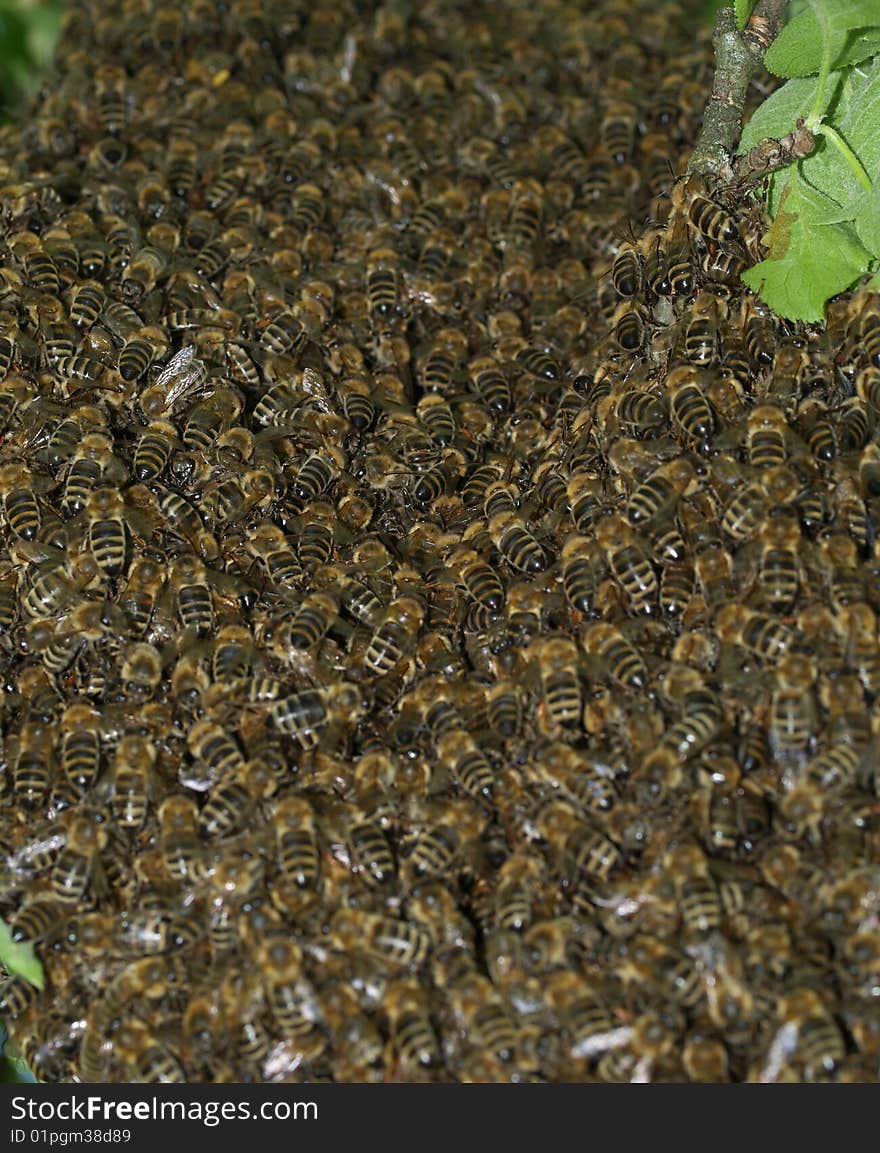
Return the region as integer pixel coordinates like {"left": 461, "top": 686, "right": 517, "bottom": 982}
{"left": 834, "top": 603, "right": 880, "bottom": 695}
{"left": 86, "top": 487, "right": 127, "bottom": 577}
{"left": 115, "top": 1021, "right": 186, "bottom": 1084}
{"left": 348, "top": 809, "right": 396, "bottom": 887}
{"left": 485, "top": 680, "right": 524, "bottom": 741}
{"left": 63, "top": 281, "right": 106, "bottom": 336}
{"left": 416, "top": 394, "right": 456, "bottom": 447}
{"left": 384, "top": 980, "right": 441, "bottom": 1071}
{"left": 17, "top": 234, "right": 61, "bottom": 294}
{"left": 0, "top": 975, "right": 39, "bottom": 1020}
{"left": 0, "top": 463, "right": 43, "bottom": 541}
{"left": 247, "top": 522, "right": 302, "bottom": 591}
{"left": 133, "top": 420, "right": 178, "bottom": 481}
{"left": 860, "top": 299, "right": 880, "bottom": 366}
{"left": 626, "top": 457, "right": 698, "bottom": 525}
{"left": 51, "top": 815, "right": 107, "bottom": 904}
{"left": 746, "top": 404, "right": 787, "bottom": 467}
{"left": 666, "top": 366, "right": 716, "bottom": 442}
{"left": 366, "top": 247, "right": 400, "bottom": 320}
{"left": 489, "top": 511, "right": 546, "bottom": 574}
{"left": 595, "top": 514, "right": 658, "bottom": 615}
{"left": 272, "top": 796, "right": 320, "bottom": 891}
{"left": 673, "top": 177, "right": 739, "bottom": 245}
{"left": 610, "top": 243, "right": 641, "bottom": 297}
{"left": 437, "top": 730, "right": 495, "bottom": 800}
{"left": 611, "top": 302, "right": 644, "bottom": 353}
{"left": 756, "top": 510, "right": 803, "bottom": 611}
{"left": 200, "top": 760, "right": 273, "bottom": 839}
{"left": 684, "top": 293, "right": 722, "bottom": 365}
{"left": 118, "top": 555, "right": 166, "bottom": 636}
{"left": 665, "top": 845, "right": 721, "bottom": 935}
{"left": 720, "top": 481, "right": 765, "bottom": 543}
{"left": 9, "top": 896, "right": 66, "bottom": 946}
{"left": 187, "top": 719, "right": 244, "bottom": 780}
{"left": 257, "top": 940, "right": 324, "bottom": 1052}
{"left": 664, "top": 220, "right": 695, "bottom": 297}
{"left": 158, "top": 796, "right": 210, "bottom": 884}
{"left": 12, "top": 721, "right": 54, "bottom": 809}
{"left": 258, "top": 309, "right": 307, "bottom": 357}
{"left": 468, "top": 356, "right": 511, "bottom": 413}
{"left": 716, "top": 604, "right": 796, "bottom": 663}
{"left": 743, "top": 301, "right": 777, "bottom": 367}
{"left": 290, "top": 447, "right": 345, "bottom": 504}
{"left": 269, "top": 683, "right": 363, "bottom": 749}
{"left": 60, "top": 432, "right": 117, "bottom": 516}
{"left": 529, "top": 636, "right": 583, "bottom": 728}
{"left": 560, "top": 534, "right": 602, "bottom": 614}
{"left": 536, "top": 799, "right": 622, "bottom": 882}
{"left": 42, "top": 404, "right": 105, "bottom": 471}
{"left": 330, "top": 909, "right": 431, "bottom": 969}
{"left": 778, "top": 989, "right": 846, "bottom": 1081}
{"left": 58, "top": 703, "right": 103, "bottom": 794}
{"left": 364, "top": 596, "right": 424, "bottom": 675}
{"left": 448, "top": 973, "right": 519, "bottom": 1064}
{"left": 608, "top": 386, "right": 669, "bottom": 440}
{"left": 450, "top": 548, "right": 505, "bottom": 612}
{"left": 94, "top": 64, "right": 126, "bottom": 134}
{"left": 583, "top": 622, "right": 648, "bottom": 690}
{"left": 141, "top": 346, "right": 208, "bottom": 416}
{"left": 110, "top": 734, "right": 158, "bottom": 831}
{"left": 169, "top": 553, "right": 214, "bottom": 635}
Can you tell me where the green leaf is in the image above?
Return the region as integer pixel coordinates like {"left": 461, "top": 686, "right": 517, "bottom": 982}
{"left": 796, "top": 57, "right": 880, "bottom": 215}
{"left": 735, "top": 0, "right": 756, "bottom": 32}
{"left": 741, "top": 170, "right": 870, "bottom": 321}
{"left": 853, "top": 182, "right": 880, "bottom": 257}
{"left": 740, "top": 73, "right": 833, "bottom": 150}
{"left": 765, "top": 0, "right": 880, "bottom": 77}
{"left": 0, "top": 918, "right": 45, "bottom": 990}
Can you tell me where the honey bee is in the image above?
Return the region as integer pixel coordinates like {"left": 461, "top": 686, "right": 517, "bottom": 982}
{"left": 666, "top": 366, "right": 716, "bottom": 443}
{"left": 583, "top": 622, "right": 649, "bottom": 690}
{"left": 672, "top": 176, "right": 739, "bottom": 245}
{"left": 268, "top": 683, "right": 363, "bottom": 749}
{"left": 777, "top": 989, "right": 846, "bottom": 1081}
{"left": 60, "top": 703, "right": 102, "bottom": 793}
{"left": 51, "top": 814, "right": 107, "bottom": 905}
{"left": 626, "top": 457, "right": 699, "bottom": 525}
{"left": 364, "top": 596, "right": 424, "bottom": 675}
{"left": 169, "top": 554, "right": 214, "bottom": 635}
{"left": 271, "top": 796, "right": 320, "bottom": 892}
{"left": 716, "top": 604, "right": 796, "bottom": 663}
{"left": 111, "top": 735, "right": 158, "bottom": 831}
{"left": 115, "top": 1020, "right": 186, "bottom": 1084}
{"left": 0, "top": 463, "right": 43, "bottom": 541}
{"left": 536, "top": 799, "right": 622, "bottom": 882}
{"left": 383, "top": 979, "right": 440, "bottom": 1072}
{"left": 595, "top": 514, "right": 658, "bottom": 615}
{"left": 528, "top": 636, "right": 583, "bottom": 728}
{"left": 158, "top": 796, "right": 210, "bottom": 884}
{"left": 330, "top": 909, "right": 431, "bottom": 969}
{"left": 141, "top": 346, "right": 208, "bottom": 417}
{"left": 86, "top": 486, "right": 127, "bottom": 577}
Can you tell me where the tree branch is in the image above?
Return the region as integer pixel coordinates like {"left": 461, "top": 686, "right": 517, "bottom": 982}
{"left": 727, "top": 118, "right": 815, "bottom": 186}
{"left": 688, "top": 1, "right": 790, "bottom": 178}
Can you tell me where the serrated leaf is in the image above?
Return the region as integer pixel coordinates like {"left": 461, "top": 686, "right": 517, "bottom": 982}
{"left": 735, "top": 0, "right": 756, "bottom": 32}
{"left": 0, "top": 918, "right": 45, "bottom": 990}
{"left": 741, "top": 171, "right": 870, "bottom": 320}
{"left": 765, "top": 0, "right": 880, "bottom": 77}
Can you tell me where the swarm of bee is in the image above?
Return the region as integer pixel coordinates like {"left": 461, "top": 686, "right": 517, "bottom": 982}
{"left": 0, "top": 0, "right": 878, "bottom": 1084}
